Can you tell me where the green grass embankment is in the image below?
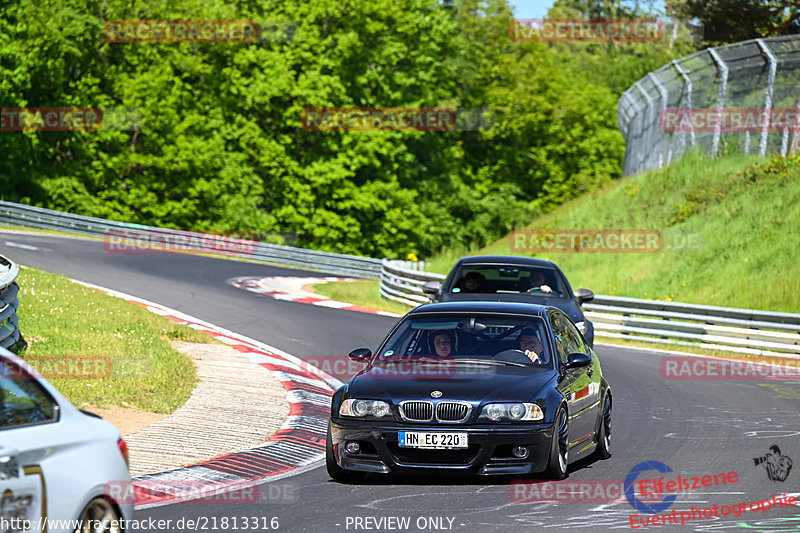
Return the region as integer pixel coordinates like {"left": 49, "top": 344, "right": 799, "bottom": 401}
{"left": 15, "top": 267, "right": 213, "bottom": 413}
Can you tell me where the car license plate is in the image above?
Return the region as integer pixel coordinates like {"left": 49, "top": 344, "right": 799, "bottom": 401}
{"left": 398, "top": 431, "right": 468, "bottom": 449}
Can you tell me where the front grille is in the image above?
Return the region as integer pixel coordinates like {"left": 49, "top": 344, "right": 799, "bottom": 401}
{"left": 436, "top": 402, "right": 471, "bottom": 423}
{"left": 400, "top": 401, "right": 433, "bottom": 422}
{"left": 388, "top": 444, "right": 480, "bottom": 465}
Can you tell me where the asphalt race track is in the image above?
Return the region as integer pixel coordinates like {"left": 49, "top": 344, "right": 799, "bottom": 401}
{"left": 3, "top": 231, "right": 799, "bottom": 533}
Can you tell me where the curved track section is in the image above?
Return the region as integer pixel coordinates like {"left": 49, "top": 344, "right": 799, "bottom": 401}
{"left": 80, "top": 282, "right": 333, "bottom": 509}
{"left": 3, "top": 231, "right": 799, "bottom": 532}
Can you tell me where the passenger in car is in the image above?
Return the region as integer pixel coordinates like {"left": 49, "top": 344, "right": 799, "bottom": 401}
{"left": 461, "top": 272, "right": 485, "bottom": 293}
{"left": 431, "top": 330, "right": 454, "bottom": 357}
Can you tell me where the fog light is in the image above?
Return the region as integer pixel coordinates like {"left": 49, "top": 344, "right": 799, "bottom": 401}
{"left": 345, "top": 441, "right": 361, "bottom": 454}
{"left": 512, "top": 446, "right": 529, "bottom": 459}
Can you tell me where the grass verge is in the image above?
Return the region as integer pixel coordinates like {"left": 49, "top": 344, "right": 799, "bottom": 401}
{"left": 15, "top": 266, "right": 213, "bottom": 413}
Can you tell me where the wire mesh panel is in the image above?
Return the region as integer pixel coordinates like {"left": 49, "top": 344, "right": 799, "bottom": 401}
{"left": 619, "top": 35, "right": 800, "bottom": 176}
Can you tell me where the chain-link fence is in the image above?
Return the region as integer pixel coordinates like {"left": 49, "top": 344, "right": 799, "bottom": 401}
{"left": 619, "top": 35, "right": 800, "bottom": 176}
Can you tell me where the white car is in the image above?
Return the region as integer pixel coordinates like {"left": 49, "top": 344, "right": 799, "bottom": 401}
{"left": 0, "top": 347, "right": 133, "bottom": 533}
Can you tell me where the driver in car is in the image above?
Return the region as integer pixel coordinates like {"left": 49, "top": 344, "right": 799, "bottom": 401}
{"left": 529, "top": 271, "right": 553, "bottom": 293}
{"left": 519, "top": 328, "right": 547, "bottom": 364}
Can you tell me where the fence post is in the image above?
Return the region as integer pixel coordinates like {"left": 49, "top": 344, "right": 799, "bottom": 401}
{"left": 636, "top": 82, "right": 656, "bottom": 171}
{"left": 647, "top": 72, "right": 669, "bottom": 168}
{"left": 756, "top": 38, "right": 777, "bottom": 157}
{"left": 708, "top": 46, "right": 729, "bottom": 157}
{"left": 673, "top": 59, "right": 696, "bottom": 150}
{"left": 792, "top": 80, "right": 800, "bottom": 155}
{"left": 620, "top": 92, "right": 643, "bottom": 176}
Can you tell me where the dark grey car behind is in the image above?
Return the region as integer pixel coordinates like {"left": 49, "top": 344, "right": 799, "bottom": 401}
{"left": 424, "top": 255, "right": 596, "bottom": 346}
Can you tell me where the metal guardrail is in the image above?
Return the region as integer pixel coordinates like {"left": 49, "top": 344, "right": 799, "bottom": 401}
{"left": 378, "top": 260, "right": 800, "bottom": 357}
{"left": 584, "top": 296, "right": 800, "bottom": 358}
{"left": 0, "top": 255, "right": 25, "bottom": 353}
{"left": 379, "top": 259, "right": 445, "bottom": 307}
{"left": 619, "top": 34, "right": 800, "bottom": 176}
{"left": 0, "top": 201, "right": 382, "bottom": 279}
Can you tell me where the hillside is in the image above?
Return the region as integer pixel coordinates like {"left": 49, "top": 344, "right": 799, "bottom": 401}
{"left": 424, "top": 152, "right": 800, "bottom": 313}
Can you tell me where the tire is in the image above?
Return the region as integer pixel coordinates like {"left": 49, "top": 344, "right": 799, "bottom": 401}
{"left": 543, "top": 406, "right": 569, "bottom": 479}
{"left": 326, "top": 422, "right": 366, "bottom": 483}
{"left": 595, "top": 392, "right": 612, "bottom": 459}
{"left": 74, "top": 497, "right": 122, "bottom": 533}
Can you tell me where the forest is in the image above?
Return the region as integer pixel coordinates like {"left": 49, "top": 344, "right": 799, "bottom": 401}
{"left": 1, "top": 0, "right": 797, "bottom": 257}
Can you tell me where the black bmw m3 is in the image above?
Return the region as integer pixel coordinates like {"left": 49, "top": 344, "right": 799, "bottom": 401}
{"left": 326, "top": 301, "right": 612, "bottom": 482}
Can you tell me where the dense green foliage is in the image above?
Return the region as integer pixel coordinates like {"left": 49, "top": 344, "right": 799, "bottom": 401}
{"left": 666, "top": 0, "right": 799, "bottom": 47}
{"left": 1, "top": 0, "right": 689, "bottom": 257}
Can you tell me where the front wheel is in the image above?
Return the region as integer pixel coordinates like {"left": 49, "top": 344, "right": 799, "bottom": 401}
{"left": 326, "top": 422, "right": 366, "bottom": 483}
{"left": 595, "top": 393, "right": 612, "bottom": 459}
{"left": 543, "top": 407, "right": 569, "bottom": 479}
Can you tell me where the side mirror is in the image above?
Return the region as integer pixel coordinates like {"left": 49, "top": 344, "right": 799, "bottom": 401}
{"left": 564, "top": 352, "right": 592, "bottom": 369}
{"left": 348, "top": 348, "right": 372, "bottom": 362}
{"left": 576, "top": 288, "right": 594, "bottom": 304}
{"left": 422, "top": 281, "right": 441, "bottom": 296}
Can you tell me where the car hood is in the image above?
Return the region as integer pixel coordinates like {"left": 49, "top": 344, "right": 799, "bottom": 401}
{"left": 346, "top": 362, "right": 556, "bottom": 403}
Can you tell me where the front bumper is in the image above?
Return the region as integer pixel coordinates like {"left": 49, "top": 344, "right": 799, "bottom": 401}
{"left": 330, "top": 419, "right": 554, "bottom": 475}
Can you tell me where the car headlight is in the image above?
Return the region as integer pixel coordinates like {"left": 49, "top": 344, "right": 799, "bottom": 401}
{"left": 478, "top": 403, "right": 543, "bottom": 422}
{"left": 339, "top": 399, "right": 392, "bottom": 419}
{"left": 574, "top": 321, "right": 586, "bottom": 334}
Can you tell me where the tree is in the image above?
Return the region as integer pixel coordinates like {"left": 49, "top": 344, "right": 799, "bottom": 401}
{"left": 666, "top": 0, "right": 800, "bottom": 46}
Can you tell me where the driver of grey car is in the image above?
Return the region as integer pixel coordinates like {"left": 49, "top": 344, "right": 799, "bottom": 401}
{"left": 529, "top": 271, "right": 553, "bottom": 293}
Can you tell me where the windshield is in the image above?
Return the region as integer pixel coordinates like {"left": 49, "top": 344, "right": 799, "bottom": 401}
{"left": 376, "top": 314, "right": 554, "bottom": 370}
{"left": 448, "top": 265, "right": 567, "bottom": 298}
